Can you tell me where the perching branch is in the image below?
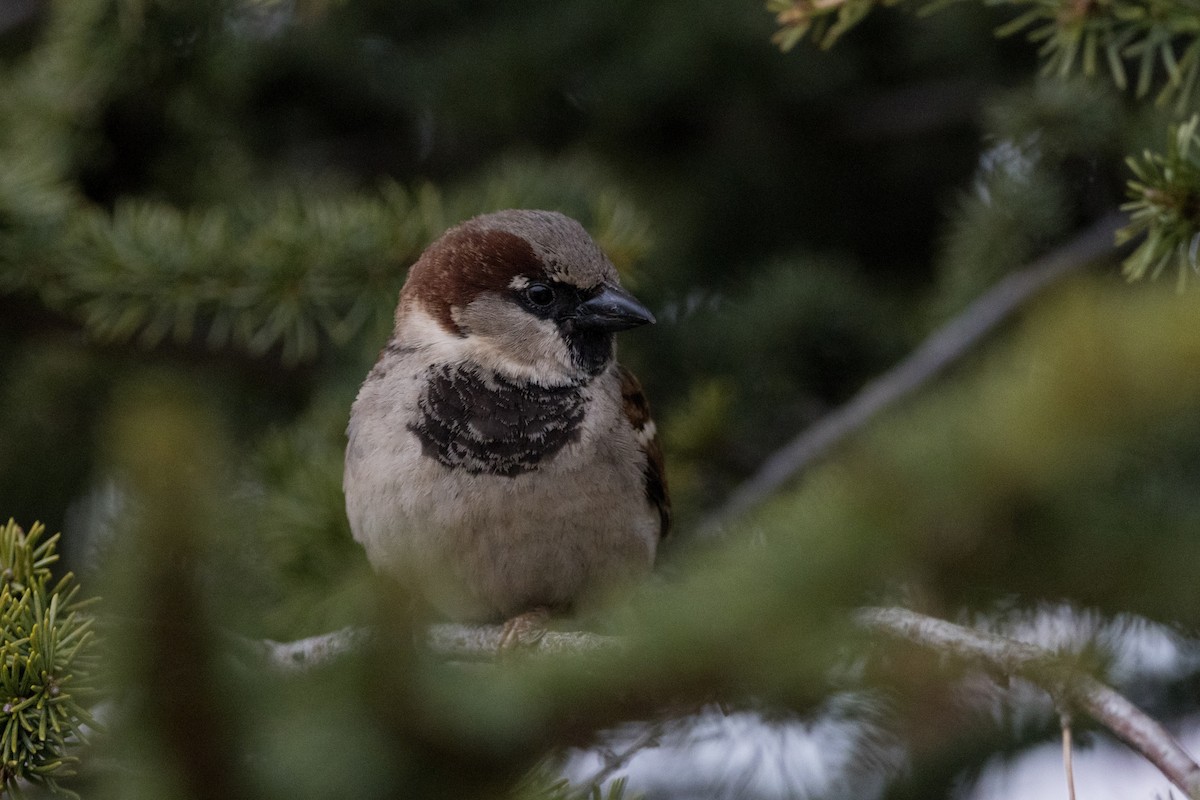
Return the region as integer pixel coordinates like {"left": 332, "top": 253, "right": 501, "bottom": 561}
{"left": 258, "top": 623, "right": 618, "bottom": 670}
{"left": 426, "top": 623, "right": 620, "bottom": 659}
{"left": 260, "top": 604, "right": 1200, "bottom": 797}
{"left": 699, "top": 211, "right": 1124, "bottom": 535}
{"left": 857, "top": 606, "right": 1200, "bottom": 799}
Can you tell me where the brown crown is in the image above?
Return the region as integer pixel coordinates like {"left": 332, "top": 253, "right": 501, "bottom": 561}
{"left": 402, "top": 225, "right": 545, "bottom": 335}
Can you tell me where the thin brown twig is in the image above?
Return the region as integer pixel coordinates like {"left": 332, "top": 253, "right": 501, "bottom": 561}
{"left": 698, "top": 212, "right": 1126, "bottom": 536}
{"left": 573, "top": 720, "right": 666, "bottom": 798}
{"left": 857, "top": 606, "right": 1200, "bottom": 799}
{"left": 1062, "top": 712, "right": 1077, "bottom": 800}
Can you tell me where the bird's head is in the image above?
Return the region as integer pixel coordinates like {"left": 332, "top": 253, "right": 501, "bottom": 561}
{"left": 396, "top": 209, "right": 655, "bottom": 384}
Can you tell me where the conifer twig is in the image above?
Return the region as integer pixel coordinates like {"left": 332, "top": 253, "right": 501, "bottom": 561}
{"left": 857, "top": 606, "right": 1200, "bottom": 799}
{"left": 699, "top": 211, "right": 1125, "bottom": 535}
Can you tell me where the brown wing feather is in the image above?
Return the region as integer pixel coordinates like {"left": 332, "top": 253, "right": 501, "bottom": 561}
{"left": 616, "top": 364, "right": 671, "bottom": 540}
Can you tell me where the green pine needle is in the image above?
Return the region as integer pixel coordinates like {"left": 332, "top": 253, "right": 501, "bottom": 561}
{"left": 768, "top": 0, "right": 901, "bottom": 50}
{"left": 0, "top": 521, "right": 98, "bottom": 797}
{"left": 1118, "top": 114, "right": 1200, "bottom": 287}
{"left": 769, "top": 0, "right": 1200, "bottom": 111}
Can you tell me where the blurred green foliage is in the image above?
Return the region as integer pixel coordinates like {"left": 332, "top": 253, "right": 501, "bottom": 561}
{"left": 2, "top": 0, "right": 1200, "bottom": 797}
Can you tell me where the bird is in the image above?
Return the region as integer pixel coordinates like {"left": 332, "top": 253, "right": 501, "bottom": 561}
{"left": 343, "top": 209, "right": 669, "bottom": 643}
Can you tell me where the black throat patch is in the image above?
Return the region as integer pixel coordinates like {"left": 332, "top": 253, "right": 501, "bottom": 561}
{"left": 563, "top": 328, "right": 614, "bottom": 378}
{"left": 408, "top": 365, "right": 585, "bottom": 476}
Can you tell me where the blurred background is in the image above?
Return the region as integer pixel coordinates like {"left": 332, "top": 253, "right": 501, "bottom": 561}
{"left": 2, "top": 0, "right": 1200, "bottom": 798}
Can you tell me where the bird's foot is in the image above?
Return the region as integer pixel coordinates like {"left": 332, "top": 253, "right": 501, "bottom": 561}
{"left": 497, "top": 607, "right": 551, "bottom": 651}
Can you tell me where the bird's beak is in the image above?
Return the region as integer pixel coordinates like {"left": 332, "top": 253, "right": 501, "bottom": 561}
{"left": 573, "top": 284, "right": 656, "bottom": 331}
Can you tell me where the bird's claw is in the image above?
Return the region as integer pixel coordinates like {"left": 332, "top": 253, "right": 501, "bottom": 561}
{"left": 497, "top": 607, "right": 551, "bottom": 652}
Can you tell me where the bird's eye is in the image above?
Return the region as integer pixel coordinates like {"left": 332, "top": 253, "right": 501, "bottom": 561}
{"left": 525, "top": 282, "right": 556, "bottom": 308}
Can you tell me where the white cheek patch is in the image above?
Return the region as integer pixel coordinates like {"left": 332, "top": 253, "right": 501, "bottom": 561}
{"left": 634, "top": 419, "right": 657, "bottom": 447}
{"left": 401, "top": 305, "right": 470, "bottom": 360}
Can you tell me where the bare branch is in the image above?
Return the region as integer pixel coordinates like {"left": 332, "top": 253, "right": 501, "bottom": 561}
{"left": 857, "top": 606, "right": 1200, "bottom": 799}
{"left": 426, "top": 623, "right": 620, "bottom": 659}
{"left": 1062, "top": 714, "right": 1077, "bottom": 800}
{"left": 258, "top": 627, "right": 372, "bottom": 671}
{"left": 699, "top": 212, "right": 1126, "bottom": 536}
{"left": 573, "top": 721, "right": 665, "bottom": 798}
{"left": 258, "top": 623, "right": 619, "bottom": 670}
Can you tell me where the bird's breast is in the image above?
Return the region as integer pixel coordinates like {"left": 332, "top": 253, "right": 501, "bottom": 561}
{"left": 346, "top": 356, "right": 656, "bottom": 620}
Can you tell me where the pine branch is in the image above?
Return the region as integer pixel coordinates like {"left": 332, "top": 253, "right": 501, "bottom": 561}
{"left": 1002, "top": 0, "right": 1200, "bottom": 110}
{"left": 767, "top": 0, "right": 898, "bottom": 50}
{"left": 1120, "top": 113, "right": 1200, "bottom": 286}
{"left": 20, "top": 187, "right": 432, "bottom": 364}
{"left": 698, "top": 211, "right": 1123, "bottom": 534}
{"left": 769, "top": 0, "right": 1200, "bottom": 110}
{"left": 857, "top": 606, "right": 1200, "bottom": 799}
{"left": 3, "top": 166, "right": 652, "bottom": 364}
{"left": 0, "top": 520, "right": 100, "bottom": 798}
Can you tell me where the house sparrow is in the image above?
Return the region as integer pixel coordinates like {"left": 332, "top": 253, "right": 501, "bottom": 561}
{"left": 344, "top": 209, "right": 669, "bottom": 637}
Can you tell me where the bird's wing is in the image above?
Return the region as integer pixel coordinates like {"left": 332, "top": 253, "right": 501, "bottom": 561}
{"left": 616, "top": 364, "right": 671, "bottom": 541}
